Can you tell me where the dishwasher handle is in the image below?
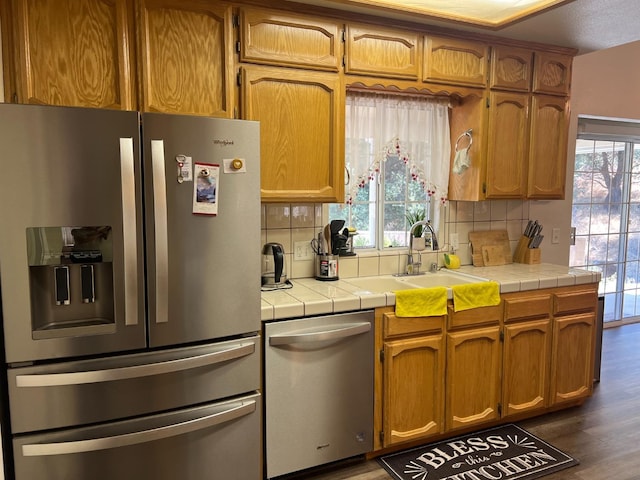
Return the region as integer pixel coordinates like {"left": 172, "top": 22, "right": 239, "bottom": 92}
{"left": 269, "top": 321, "right": 371, "bottom": 346}
{"left": 21, "top": 399, "right": 256, "bottom": 456}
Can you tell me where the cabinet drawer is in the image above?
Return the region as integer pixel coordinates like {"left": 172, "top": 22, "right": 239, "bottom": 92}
{"left": 554, "top": 290, "right": 597, "bottom": 315}
{"left": 383, "top": 313, "right": 444, "bottom": 338}
{"left": 504, "top": 294, "right": 551, "bottom": 322}
{"left": 447, "top": 304, "right": 502, "bottom": 329}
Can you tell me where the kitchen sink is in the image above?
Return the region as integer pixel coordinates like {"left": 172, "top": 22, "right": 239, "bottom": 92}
{"left": 342, "top": 276, "right": 417, "bottom": 293}
{"left": 342, "top": 271, "right": 489, "bottom": 294}
{"left": 401, "top": 271, "right": 488, "bottom": 288}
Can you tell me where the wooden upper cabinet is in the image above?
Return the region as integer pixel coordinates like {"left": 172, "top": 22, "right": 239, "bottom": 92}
{"left": 11, "top": 0, "right": 135, "bottom": 109}
{"left": 344, "top": 24, "right": 420, "bottom": 80}
{"left": 533, "top": 51, "right": 572, "bottom": 96}
{"left": 138, "top": 0, "right": 234, "bottom": 117}
{"left": 423, "top": 36, "right": 488, "bottom": 87}
{"left": 485, "top": 91, "right": 530, "bottom": 198}
{"left": 240, "top": 65, "right": 344, "bottom": 202}
{"left": 490, "top": 45, "right": 533, "bottom": 92}
{"left": 239, "top": 8, "right": 341, "bottom": 71}
{"left": 528, "top": 95, "right": 569, "bottom": 199}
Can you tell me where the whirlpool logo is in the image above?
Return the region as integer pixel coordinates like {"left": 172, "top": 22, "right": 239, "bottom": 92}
{"left": 213, "top": 139, "right": 234, "bottom": 146}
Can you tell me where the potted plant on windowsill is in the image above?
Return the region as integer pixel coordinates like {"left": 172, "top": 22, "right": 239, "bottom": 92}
{"left": 406, "top": 207, "right": 428, "bottom": 251}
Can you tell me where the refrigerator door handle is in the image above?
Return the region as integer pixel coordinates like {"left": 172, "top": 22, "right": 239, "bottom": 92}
{"left": 15, "top": 342, "right": 255, "bottom": 387}
{"left": 21, "top": 399, "right": 256, "bottom": 456}
{"left": 150, "top": 139, "right": 169, "bottom": 324}
{"left": 269, "top": 322, "right": 371, "bottom": 346}
{"left": 119, "top": 138, "right": 139, "bottom": 326}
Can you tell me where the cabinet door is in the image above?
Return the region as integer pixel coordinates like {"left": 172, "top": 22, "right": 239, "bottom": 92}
{"left": 446, "top": 326, "right": 501, "bottom": 431}
{"left": 423, "top": 36, "right": 488, "bottom": 87}
{"left": 502, "top": 319, "right": 551, "bottom": 417}
{"left": 533, "top": 51, "right": 572, "bottom": 96}
{"left": 383, "top": 335, "right": 444, "bottom": 446}
{"left": 138, "top": 0, "right": 234, "bottom": 117}
{"left": 11, "top": 0, "right": 135, "bottom": 109}
{"left": 448, "top": 93, "right": 488, "bottom": 201}
{"left": 239, "top": 8, "right": 341, "bottom": 71}
{"left": 345, "top": 24, "right": 420, "bottom": 80}
{"left": 490, "top": 45, "right": 532, "bottom": 92}
{"left": 240, "top": 65, "right": 344, "bottom": 202}
{"left": 550, "top": 313, "right": 595, "bottom": 405}
{"left": 485, "top": 91, "right": 530, "bottom": 198}
{"left": 527, "top": 95, "right": 569, "bottom": 199}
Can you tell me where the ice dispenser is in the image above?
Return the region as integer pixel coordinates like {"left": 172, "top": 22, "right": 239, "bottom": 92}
{"left": 26, "top": 226, "right": 115, "bottom": 339}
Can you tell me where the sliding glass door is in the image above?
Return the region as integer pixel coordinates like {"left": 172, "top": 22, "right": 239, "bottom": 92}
{"left": 570, "top": 137, "right": 640, "bottom": 324}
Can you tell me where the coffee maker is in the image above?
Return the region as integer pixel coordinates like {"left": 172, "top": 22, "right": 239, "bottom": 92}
{"left": 261, "top": 242, "right": 288, "bottom": 288}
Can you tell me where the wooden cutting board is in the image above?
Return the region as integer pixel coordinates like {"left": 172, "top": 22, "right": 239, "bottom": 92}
{"left": 469, "top": 230, "right": 512, "bottom": 266}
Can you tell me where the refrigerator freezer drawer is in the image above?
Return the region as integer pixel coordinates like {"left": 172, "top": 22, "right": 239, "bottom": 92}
{"left": 8, "top": 336, "right": 260, "bottom": 434}
{"left": 13, "top": 392, "right": 261, "bottom": 480}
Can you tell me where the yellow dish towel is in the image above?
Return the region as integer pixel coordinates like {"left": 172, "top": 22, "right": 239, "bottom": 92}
{"left": 395, "top": 287, "right": 448, "bottom": 317}
{"left": 452, "top": 281, "right": 501, "bottom": 312}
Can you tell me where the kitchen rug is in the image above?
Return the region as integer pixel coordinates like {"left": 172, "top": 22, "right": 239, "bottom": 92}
{"left": 378, "top": 423, "right": 578, "bottom": 480}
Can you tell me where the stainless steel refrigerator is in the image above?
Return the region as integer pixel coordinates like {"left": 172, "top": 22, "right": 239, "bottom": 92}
{"left": 0, "top": 104, "right": 262, "bottom": 480}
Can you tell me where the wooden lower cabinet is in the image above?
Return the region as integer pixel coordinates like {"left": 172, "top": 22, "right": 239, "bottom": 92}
{"left": 383, "top": 335, "right": 445, "bottom": 446}
{"left": 374, "top": 284, "right": 597, "bottom": 453}
{"left": 502, "top": 319, "right": 552, "bottom": 416}
{"left": 445, "top": 326, "right": 501, "bottom": 431}
{"left": 549, "top": 312, "right": 595, "bottom": 404}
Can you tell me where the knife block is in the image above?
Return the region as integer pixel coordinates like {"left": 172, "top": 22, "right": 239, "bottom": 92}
{"left": 513, "top": 235, "right": 541, "bottom": 264}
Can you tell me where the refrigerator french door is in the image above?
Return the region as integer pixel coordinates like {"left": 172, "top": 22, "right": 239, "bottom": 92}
{"left": 0, "top": 104, "right": 262, "bottom": 480}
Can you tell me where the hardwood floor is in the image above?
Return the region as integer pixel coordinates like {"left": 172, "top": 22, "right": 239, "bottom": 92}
{"left": 279, "top": 322, "right": 640, "bottom": 480}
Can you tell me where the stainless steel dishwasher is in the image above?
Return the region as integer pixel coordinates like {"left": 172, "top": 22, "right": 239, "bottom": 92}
{"left": 264, "top": 310, "right": 374, "bottom": 479}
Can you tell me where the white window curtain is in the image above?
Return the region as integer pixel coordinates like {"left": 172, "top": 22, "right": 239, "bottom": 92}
{"left": 345, "top": 91, "right": 451, "bottom": 223}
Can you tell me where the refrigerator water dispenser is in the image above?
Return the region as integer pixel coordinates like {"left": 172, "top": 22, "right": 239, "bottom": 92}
{"left": 26, "top": 226, "right": 116, "bottom": 339}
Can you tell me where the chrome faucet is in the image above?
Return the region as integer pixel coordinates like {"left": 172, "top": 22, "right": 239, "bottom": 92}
{"left": 403, "top": 220, "right": 440, "bottom": 275}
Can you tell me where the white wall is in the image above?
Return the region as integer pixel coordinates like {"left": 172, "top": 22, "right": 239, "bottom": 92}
{"left": 532, "top": 40, "right": 640, "bottom": 265}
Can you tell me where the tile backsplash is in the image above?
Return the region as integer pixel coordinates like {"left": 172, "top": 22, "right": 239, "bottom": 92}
{"left": 261, "top": 200, "right": 531, "bottom": 280}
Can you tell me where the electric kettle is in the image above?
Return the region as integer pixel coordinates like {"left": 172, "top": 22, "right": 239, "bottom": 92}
{"left": 261, "top": 242, "right": 287, "bottom": 286}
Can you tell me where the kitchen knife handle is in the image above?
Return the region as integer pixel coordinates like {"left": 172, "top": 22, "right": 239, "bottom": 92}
{"left": 151, "top": 140, "right": 169, "bottom": 324}
{"left": 119, "top": 138, "right": 139, "bottom": 326}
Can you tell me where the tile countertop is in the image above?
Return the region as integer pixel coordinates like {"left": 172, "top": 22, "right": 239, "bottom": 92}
{"left": 260, "top": 263, "right": 602, "bottom": 322}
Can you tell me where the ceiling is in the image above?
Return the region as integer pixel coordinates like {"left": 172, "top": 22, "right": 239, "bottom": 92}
{"left": 290, "top": 0, "right": 640, "bottom": 55}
